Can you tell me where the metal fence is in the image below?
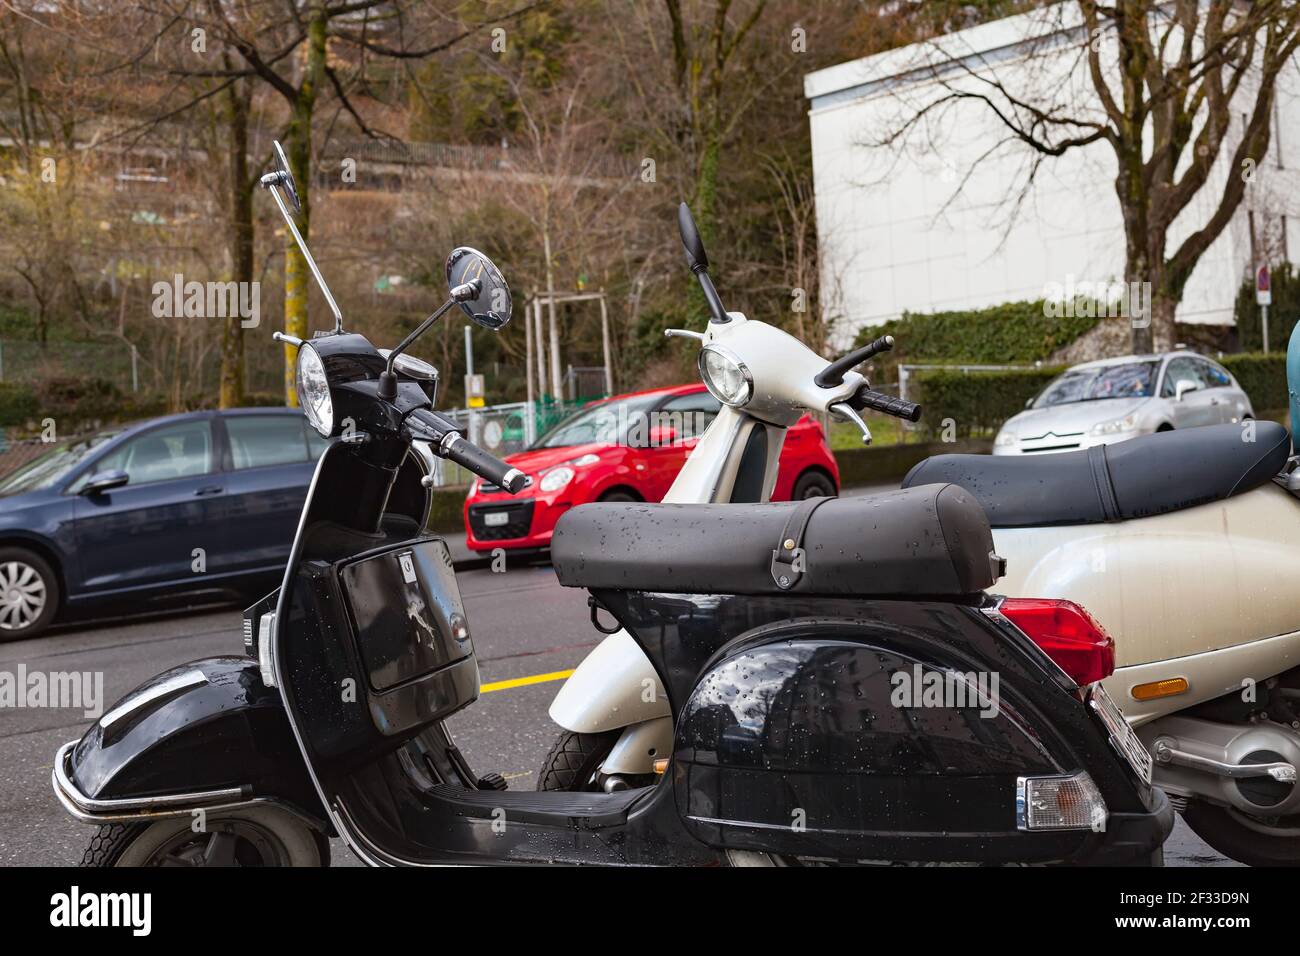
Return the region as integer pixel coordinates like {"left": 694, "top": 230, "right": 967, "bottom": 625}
{"left": 0, "top": 340, "right": 140, "bottom": 391}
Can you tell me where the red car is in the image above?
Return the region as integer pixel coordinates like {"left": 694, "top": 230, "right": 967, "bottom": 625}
{"left": 464, "top": 383, "right": 840, "bottom": 553}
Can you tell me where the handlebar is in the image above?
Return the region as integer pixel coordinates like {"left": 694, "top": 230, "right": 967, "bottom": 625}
{"left": 442, "top": 435, "right": 528, "bottom": 493}
{"left": 815, "top": 334, "right": 895, "bottom": 388}
{"left": 406, "top": 408, "right": 528, "bottom": 494}
{"left": 848, "top": 385, "right": 922, "bottom": 423}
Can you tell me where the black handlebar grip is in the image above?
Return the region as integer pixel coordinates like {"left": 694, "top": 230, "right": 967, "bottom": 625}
{"left": 442, "top": 435, "right": 528, "bottom": 494}
{"left": 852, "top": 386, "right": 922, "bottom": 423}
{"left": 815, "top": 335, "right": 895, "bottom": 388}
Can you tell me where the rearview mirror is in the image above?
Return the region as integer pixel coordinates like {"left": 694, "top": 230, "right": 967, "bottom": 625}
{"left": 446, "top": 247, "right": 511, "bottom": 331}
{"left": 1175, "top": 379, "right": 1199, "bottom": 401}
{"left": 271, "top": 141, "right": 301, "bottom": 214}
{"left": 80, "top": 469, "right": 128, "bottom": 496}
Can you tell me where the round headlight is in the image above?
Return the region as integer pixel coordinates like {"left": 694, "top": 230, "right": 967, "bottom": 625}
{"left": 295, "top": 345, "right": 334, "bottom": 437}
{"left": 698, "top": 345, "right": 753, "bottom": 407}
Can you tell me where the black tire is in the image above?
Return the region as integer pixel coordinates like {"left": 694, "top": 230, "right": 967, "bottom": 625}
{"left": 78, "top": 807, "right": 329, "bottom": 867}
{"left": 598, "top": 489, "right": 639, "bottom": 503}
{"left": 1182, "top": 801, "right": 1300, "bottom": 867}
{"left": 536, "top": 729, "right": 621, "bottom": 792}
{"left": 792, "top": 470, "right": 837, "bottom": 500}
{"left": 1156, "top": 423, "right": 1174, "bottom": 432}
{"left": 0, "top": 546, "right": 59, "bottom": 641}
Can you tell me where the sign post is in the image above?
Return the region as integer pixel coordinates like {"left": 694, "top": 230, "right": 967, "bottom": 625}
{"left": 1256, "top": 264, "right": 1272, "bottom": 352}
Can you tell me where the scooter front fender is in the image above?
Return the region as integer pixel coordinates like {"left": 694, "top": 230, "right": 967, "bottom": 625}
{"left": 53, "top": 656, "right": 327, "bottom": 829}
{"left": 548, "top": 630, "right": 669, "bottom": 733}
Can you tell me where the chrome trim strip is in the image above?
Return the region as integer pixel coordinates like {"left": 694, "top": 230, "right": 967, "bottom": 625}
{"left": 98, "top": 669, "right": 208, "bottom": 735}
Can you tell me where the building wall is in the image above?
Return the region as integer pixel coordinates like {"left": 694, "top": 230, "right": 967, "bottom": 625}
{"left": 805, "top": 5, "right": 1300, "bottom": 349}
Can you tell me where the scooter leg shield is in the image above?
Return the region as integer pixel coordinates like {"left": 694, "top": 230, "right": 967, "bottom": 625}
{"left": 53, "top": 656, "right": 327, "bottom": 830}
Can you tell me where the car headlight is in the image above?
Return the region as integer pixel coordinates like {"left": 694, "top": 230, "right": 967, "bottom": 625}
{"left": 698, "top": 345, "right": 753, "bottom": 407}
{"left": 995, "top": 430, "right": 1019, "bottom": 447}
{"left": 295, "top": 345, "right": 334, "bottom": 437}
{"left": 540, "top": 466, "right": 575, "bottom": 492}
{"left": 1090, "top": 412, "right": 1139, "bottom": 436}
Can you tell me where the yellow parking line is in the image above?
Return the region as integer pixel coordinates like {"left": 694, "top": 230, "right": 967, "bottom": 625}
{"left": 480, "top": 669, "right": 575, "bottom": 694}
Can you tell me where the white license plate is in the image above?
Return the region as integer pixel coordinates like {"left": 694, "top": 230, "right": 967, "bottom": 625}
{"left": 1089, "top": 684, "right": 1153, "bottom": 785}
{"left": 483, "top": 511, "right": 510, "bottom": 527}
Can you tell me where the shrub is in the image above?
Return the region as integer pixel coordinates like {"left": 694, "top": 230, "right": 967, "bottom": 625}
{"left": 1219, "top": 353, "right": 1288, "bottom": 412}
{"left": 911, "top": 366, "right": 1064, "bottom": 438}
{"left": 0, "top": 382, "right": 38, "bottom": 427}
{"left": 853, "top": 299, "right": 1099, "bottom": 375}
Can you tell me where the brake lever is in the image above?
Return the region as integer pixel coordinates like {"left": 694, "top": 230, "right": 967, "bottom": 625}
{"left": 664, "top": 329, "right": 706, "bottom": 342}
{"left": 829, "top": 402, "right": 873, "bottom": 446}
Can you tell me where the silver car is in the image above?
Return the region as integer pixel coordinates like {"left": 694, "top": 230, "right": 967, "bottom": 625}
{"left": 993, "top": 351, "right": 1253, "bottom": 455}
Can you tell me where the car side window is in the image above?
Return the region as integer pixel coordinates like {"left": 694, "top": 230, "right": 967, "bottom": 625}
{"left": 225, "top": 415, "right": 311, "bottom": 469}
{"left": 1162, "top": 357, "right": 1201, "bottom": 397}
{"left": 1197, "top": 359, "right": 1231, "bottom": 389}
{"left": 88, "top": 420, "right": 214, "bottom": 486}
{"left": 657, "top": 392, "right": 721, "bottom": 441}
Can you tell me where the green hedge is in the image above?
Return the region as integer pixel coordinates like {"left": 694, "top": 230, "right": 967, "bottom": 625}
{"left": 911, "top": 366, "right": 1063, "bottom": 437}
{"left": 0, "top": 382, "right": 39, "bottom": 427}
{"left": 1234, "top": 262, "right": 1300, "bottom": 352}
{"left": 833, "top": 438, "right": 993, "bottom": 484}
{"left": 854, "top": 299, "right": 1098, "bottom": 373}
{"left": 1219, "top": 353, "right": 1287, "bottom": 411}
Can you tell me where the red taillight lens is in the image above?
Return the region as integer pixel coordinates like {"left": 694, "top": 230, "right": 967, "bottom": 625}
{"left": 999, "top": 598, "right": 1116, "bottom": 686}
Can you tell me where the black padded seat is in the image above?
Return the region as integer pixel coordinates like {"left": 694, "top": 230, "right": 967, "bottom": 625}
{"left": 902, "top": 422, "right": 1290, "bottom": 528}
{"left": 551, "top": 484, "right": 1002, "bottom": 598}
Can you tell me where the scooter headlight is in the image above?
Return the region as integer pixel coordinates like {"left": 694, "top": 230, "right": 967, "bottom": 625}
{"left": 295, "top": 344, "right": 334, "bottom": 437}
{"left": 698, "top": 345, "right": 753, "bottom": 407}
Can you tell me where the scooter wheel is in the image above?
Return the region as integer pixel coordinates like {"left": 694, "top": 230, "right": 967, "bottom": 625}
{"left": 536, "top": 729, "right": 621, "bottom": 792}
{"left": 78, "top": 806, "right": 330, "bottom": 867}
{"left": 1182, "top": 801, "right": 1300, "bottom": 867}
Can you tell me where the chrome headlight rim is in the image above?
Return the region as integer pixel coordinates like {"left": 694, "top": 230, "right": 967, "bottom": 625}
{"left": 697, "top": 344, "right": 753, "bottom": 407}
{"left": 295, "top": 343, "right": 334, "bottom": 438}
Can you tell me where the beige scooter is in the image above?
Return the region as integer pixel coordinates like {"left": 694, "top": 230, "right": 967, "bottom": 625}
{"left": 905, "top": 423, "right": 1300, "bottom": 866}
{"left": 541, "top": 203, "right": 920, "bottom": 792}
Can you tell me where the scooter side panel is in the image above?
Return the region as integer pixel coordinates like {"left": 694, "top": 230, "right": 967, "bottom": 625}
{"left": 994, "top": 484, "right": 1300, "bottom": 669}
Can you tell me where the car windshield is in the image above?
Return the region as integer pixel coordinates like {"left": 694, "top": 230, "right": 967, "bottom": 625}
{"left": 1033, "top": 362, "right": 1158, "bottom": 408}
{"left": 532, "top": 394, "right": 663, "bottom": 449}
{"left": 0, "top": 430, "right": 122, "bottom": 496}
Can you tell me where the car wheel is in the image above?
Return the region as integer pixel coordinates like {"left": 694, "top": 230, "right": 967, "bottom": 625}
{"left": 792, "top": 470, "right": 837, "bottom": 500}
{"left": 1156, "top": 423, "right": 1174, "bottom": 432}
{"left": 0, "top": 547, "right": 59, "bottom": 641}
{"left": 598, "top": 489, "right": 639, "bottom": 503}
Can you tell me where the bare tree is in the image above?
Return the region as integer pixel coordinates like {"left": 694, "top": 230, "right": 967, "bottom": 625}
{"left": 876, "top": 1, "right": 1300, "bottom": 352}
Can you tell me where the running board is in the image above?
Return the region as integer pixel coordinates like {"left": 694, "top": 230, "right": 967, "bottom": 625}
{"left": 424, "top": 782, "right": 649, "bottom": 828}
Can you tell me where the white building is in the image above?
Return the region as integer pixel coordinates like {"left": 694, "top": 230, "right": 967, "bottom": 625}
{"left": 804, "top": 4, "right": 1300, "bottom": 348}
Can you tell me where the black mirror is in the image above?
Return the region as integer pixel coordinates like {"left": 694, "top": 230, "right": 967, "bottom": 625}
{"left": 272, "top": 140, "right": 301, "bottom": 214}
{"left": 446, "top": 247, "right": 511, "bottom": 331}
{"left": 80, "top": 469, "right": 128, "bottom": 496}
{"left": 677, "top": 202, "right": 708, "bottom": 273}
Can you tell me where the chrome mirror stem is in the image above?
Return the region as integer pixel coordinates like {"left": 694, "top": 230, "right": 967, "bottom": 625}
{"left": 266, "top": 181, "right": 344, "bottom": 334}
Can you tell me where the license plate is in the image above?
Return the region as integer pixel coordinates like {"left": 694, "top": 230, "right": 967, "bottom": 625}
{"left": 1089, "top": 684, "right": 1153, "bottom": 785}
{"left": 483, "top": 511, "right": 510, "bottom": 527}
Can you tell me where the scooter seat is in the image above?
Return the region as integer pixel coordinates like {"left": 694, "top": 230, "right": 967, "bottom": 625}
{"left": 902, "top": 421, "right": 1290, "bottom": 528}
{"left": 551, "top": 483, "right": 1002, "bottom": 597}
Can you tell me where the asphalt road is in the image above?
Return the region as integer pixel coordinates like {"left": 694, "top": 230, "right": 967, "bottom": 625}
{"left": 0, "top": 559, "right": 1234, "bottom": 867}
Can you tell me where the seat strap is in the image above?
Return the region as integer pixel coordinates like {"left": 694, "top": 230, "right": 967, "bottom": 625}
{"left": 1087, "top": 444, "right": 1121, "bottom": 522}
{"left": 770, "top": 495, "right": 833, "bottom": 590}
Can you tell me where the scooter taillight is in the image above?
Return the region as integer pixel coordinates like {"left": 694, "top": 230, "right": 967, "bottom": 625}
{"left": 999, "top": 598, "right": 1116, "bottom": 686}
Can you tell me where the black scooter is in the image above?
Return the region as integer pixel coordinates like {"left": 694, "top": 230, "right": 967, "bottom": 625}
{"left": 53, "top": 145, "right": 1172, "bottom": 866}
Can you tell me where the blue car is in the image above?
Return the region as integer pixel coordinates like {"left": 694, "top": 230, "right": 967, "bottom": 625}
{"left": 0, "top": 407, "right": 328, "bottom": 639}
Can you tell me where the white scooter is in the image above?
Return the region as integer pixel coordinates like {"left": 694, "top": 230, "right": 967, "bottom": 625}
{"left": 539, "top": 203, "right": 921, "bottom": 792}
